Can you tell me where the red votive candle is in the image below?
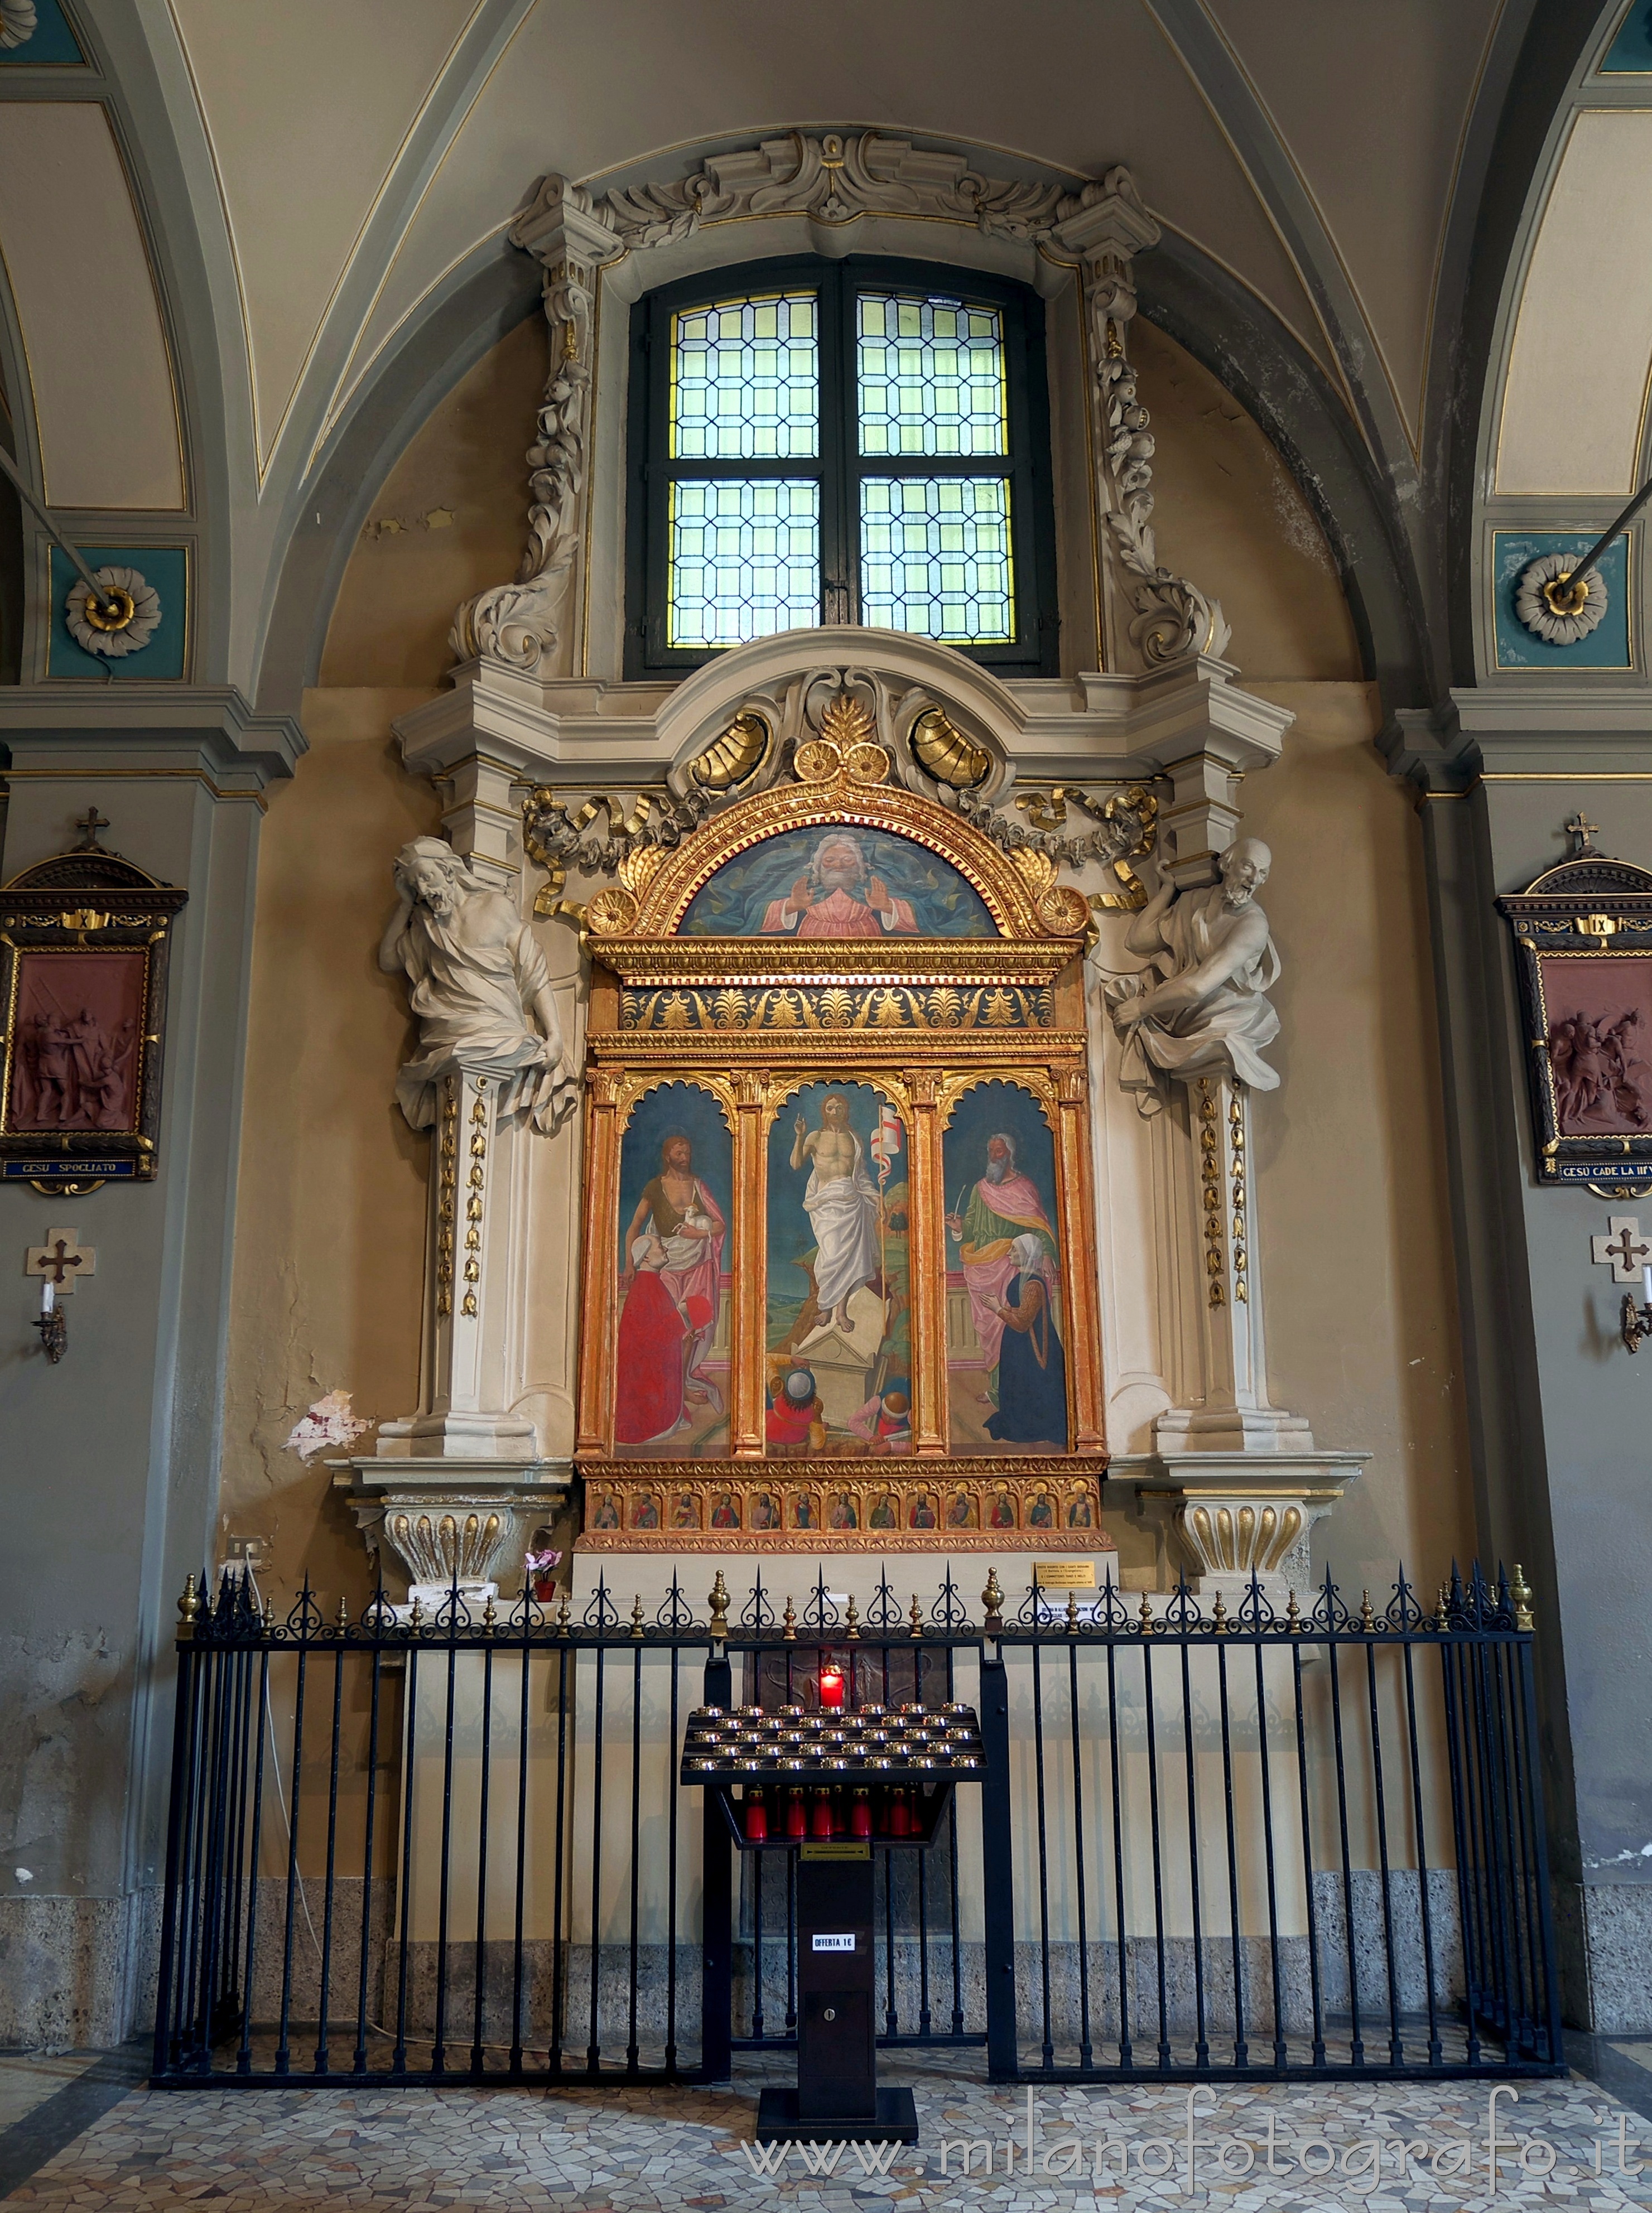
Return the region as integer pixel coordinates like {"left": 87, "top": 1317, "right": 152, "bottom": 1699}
{"left": 818, "top": 1662, "right": 845, "bottom": 1710}
{"left": 744, "top": 1790, "right": 768, "bottom": 1841}
{"left": 811, "top": 1788, "right": 834, "bottom": 1838}
{"left": 786, "top": 1787, "right": 807, "bottom": 1839}
{"left": 851, "top": 1788, "right": 872, "bottom": 1839}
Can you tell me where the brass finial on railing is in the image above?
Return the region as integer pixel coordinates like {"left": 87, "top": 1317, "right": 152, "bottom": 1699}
{"left": 707, "top": 1571, "right": 730, "bottom": 1641}
{"left": 908, "top": 1594, "right": 924, "bottom": 1639}
{"left": 1138, "top": 1590, "right": 1154, "bottom": 1637}
{"left": 1435, "top": 1584, "right": 1450, "bottom": 1633}
{"left": 409, "top": 1594, "right": 424, "bottom": 1629}
{"left": 1287, "top": 1589, "right": 1302, "bottom": 1634}
{"left": 1065, "top": 1589, "right": 1080, "bottom": 1636}
{"left": 1211, "top": 1589, "right": 1228, "bottom": 1635}
{"left": 1510, "top": 1563, "right": 1535, "bottom": 1632}
{"left": 630, "top": 1594, "right": 646, "bottom": 1640}
{"left": 556, "top": 1593, "right": 571, "bottom": 1632}
{"left": 981, "top": 1568, "right": 1004, "bottom": 1632}
{"left": 1360, "top": 1590, "right": 1375, "bottom": 1632}
{"left": 177, "top": 1571, "right": 200, "bottom": 1632}
{"left": 335, "top": 1594, "right": 350, "bottom": 1631}
{"left": 844, "top": 1593, "right": 860, "bottom": 1640}
{"left": 782, "top": 1594, "right": 797, "bottom": 1642}
{"left": 483, "top": 1590, "right": 498, "bottom": 1630}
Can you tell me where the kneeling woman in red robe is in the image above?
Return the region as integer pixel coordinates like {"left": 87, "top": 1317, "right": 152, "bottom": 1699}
{"left": 614, "top": 1236, "right": 690, "bottom": 1446}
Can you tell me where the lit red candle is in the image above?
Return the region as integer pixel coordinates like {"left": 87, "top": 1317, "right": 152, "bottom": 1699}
{"left": 818, "top": 1660, "right": 845, "bottom": 1710}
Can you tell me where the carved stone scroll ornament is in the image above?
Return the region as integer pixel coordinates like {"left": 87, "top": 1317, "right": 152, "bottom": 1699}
{"left": 448, "top": 181, "right": 619, "bottom": 671}
{"left": 1064, "top": 175, "right": 1232, "bottom": 667}
{"left": 454, "top": 148, "right": 1223, "bottom": 678}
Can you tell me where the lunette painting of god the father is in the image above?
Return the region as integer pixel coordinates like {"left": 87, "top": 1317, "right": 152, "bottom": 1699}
{"left": 677, "top": 822, "right": 996, "bottom": 936}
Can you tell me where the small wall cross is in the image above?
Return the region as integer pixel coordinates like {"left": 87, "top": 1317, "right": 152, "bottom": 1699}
{"left": 1591, "top": 1214, "right": 1650, "bottom": 1283}
{"left": 1565, "top": 811, "right": 1601, "bottom": 859}
{"left": 23, "top": 1226, "right": 97, "bottom": 1294}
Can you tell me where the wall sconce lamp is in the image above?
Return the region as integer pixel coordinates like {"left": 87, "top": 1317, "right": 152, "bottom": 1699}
{"left": 23, "top": 1230, "right": 93, "bottom": 1364}
{"left": 1623, "top": 1264, "right": 1652, "bottom": 1353}
{"left": 33, "top": 1276, "right": 67, "bottom": 1363}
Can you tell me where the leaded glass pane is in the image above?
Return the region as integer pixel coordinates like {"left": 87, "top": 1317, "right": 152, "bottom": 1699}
{"left": 669, "top": 291, "right": 818, "bottom": 460}
{"left": 857, "top": 292, "right": 1007, "bottom": 457}
{"left": 667, "top": 479, "right": 820, "bottom": 647}
{"left": 859, "top": 477, "right": 1014, "bottom": 642}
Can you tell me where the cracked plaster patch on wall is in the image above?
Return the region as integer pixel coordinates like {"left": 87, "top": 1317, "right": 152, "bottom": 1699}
{"left": 0, "top": 1629, "right": 124, "bottom": 1892}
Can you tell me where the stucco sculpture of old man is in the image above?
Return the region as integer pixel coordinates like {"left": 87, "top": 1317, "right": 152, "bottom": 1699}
{"left": 380, "top": 836, "right": 577, "bottom": 1134}
{"left": 1105, "top": 838, "right": 1281, "bottom": 1115}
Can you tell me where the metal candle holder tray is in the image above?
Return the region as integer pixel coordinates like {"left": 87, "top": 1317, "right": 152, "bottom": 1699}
{"left": 680, "top": 1701, "right": 983, "bottom": 1781}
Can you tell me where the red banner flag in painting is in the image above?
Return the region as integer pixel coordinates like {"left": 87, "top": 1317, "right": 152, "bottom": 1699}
{"left": 870, "top": 1100, "right": 902, "bottom": 1185}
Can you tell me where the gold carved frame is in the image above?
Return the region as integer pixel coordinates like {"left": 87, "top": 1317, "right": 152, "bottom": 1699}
{"left": 572, "top": 744, "right": 1108, "bottom": 1547}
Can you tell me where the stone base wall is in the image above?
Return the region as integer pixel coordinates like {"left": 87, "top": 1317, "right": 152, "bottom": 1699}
{"left": 153, "top": 1868, "right": 1466, "bottom": 2063}
{"left": 1576, "top": 1882, "right": 1652, "bottom": 2034}
{"left": 0, "top": 1888, "right": 158, "bottom": 2051}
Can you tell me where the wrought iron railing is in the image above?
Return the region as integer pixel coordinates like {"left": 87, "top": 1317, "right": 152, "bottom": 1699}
{"left": 152, "top": 1560, "right": 1562, "bottom": 2087}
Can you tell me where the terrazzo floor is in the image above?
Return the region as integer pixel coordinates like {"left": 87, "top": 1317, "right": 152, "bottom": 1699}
{"left": 7, "top": 2048, "right": 1652, "bottom": 2211}
{"left": 0, "top": 2060, "right": 102, "bottom": 2136}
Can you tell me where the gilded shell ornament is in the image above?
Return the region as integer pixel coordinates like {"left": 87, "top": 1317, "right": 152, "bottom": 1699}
{"left": 909, "top": 705, "right": 990, "bottom": 790}
{"left": 688, "top": 711, "right": 769, "bottom": 790}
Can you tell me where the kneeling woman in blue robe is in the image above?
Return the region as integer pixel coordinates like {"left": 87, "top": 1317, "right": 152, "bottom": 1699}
{"left": 984, "top": 1233, "right": 1069, "bottom": 1448}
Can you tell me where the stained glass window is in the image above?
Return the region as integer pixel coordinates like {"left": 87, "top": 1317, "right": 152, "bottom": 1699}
{"left": 667, "top": 480, "right": 820, "bottom": 648}
{"left": 857, "top": 293, "right": 1006, "bottom": 456}
{"left": 860, "top": 477, "right": 1014, "bottom": 641}
{"left": 670, "top": 292, "right": 818, "bottom": 460}
{"left": 630, "top": 258, "right": 1052, "bottom": 676}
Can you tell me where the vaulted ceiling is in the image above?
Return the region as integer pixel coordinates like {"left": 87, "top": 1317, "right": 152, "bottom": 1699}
{"left": 0, "top": 0, "right": 1634, "bottom": 710}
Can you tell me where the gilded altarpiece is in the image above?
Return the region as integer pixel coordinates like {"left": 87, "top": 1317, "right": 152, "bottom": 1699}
{"left": 575, "top": 737, "right": 1106, "bottom": 1548}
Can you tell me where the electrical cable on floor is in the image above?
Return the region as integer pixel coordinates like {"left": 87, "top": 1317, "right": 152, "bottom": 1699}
{"left": 243, "top": 1566, "right": 557, "bottom": 2065}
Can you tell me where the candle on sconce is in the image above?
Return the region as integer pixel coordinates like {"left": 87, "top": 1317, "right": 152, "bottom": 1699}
{"left": 1642, "top": 1262, "right": 1650, "bottom": 1310}
{"left": 40, "top": 1279, "right": 54, "bottom": 1316}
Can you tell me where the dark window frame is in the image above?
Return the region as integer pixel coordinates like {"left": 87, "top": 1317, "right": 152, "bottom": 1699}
{"left": 624, "top": 252, "right": 1058, "bottom": 679}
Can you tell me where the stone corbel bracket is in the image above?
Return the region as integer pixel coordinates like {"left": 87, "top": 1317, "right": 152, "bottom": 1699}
{"left": 448, "top": 147, "right": 1226, "bottom": 682}
{"left": 336, "top": 1458, "right": 573, "bottom": 1592}
{"left": 1125, "top": 1451, "right": 1367, "bottom": 1594}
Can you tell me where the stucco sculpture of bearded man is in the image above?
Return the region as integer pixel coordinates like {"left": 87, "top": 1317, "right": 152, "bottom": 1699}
{"left": 1104, "top": 838, "right": 1281, "bottom": 1116}
{"left": 379, "top": 836, "right": 577, "bottom": 1134}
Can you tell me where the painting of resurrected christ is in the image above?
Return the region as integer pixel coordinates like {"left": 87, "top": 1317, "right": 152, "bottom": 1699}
{"left": 943, "top": 1079, "right": 1068, "bottom": 1452}
{"left": 677, "top": 822, "right": 995, "bottom": 937}
{"left": 613, "top": 1082, "right": 732, "bottom": 1457}
{"left": 790, "top": 1091, "right": 883, "bottom": 1330}
{"left": 767, "top": 1082, "right": 908, "bottom": 1444}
